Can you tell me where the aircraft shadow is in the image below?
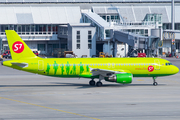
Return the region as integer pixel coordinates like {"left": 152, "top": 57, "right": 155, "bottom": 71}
{"left": 0, "top": 83, "right": 166, "bottom": 89}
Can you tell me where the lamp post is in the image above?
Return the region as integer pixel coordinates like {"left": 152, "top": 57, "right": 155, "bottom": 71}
{"left": 171, "top": 0, "right": 176, "bottom": 57}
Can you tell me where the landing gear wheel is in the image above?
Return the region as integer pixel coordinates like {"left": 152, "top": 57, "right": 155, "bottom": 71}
{"left": 152, "top": 77, "right": 158, "bottom": 86}
{"left": 89, "top": 80, "right": 95, "bottom": 86}
{"left": 96, "top": 81, "right": 103, "bottom": 87}
{"left": 153, "top": 82, "right": 158, "bottom": 86}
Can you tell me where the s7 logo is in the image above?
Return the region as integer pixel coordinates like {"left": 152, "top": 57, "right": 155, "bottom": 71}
{"left": 14, "top": 44, "right": 22, "bottom": 51}
{"left": 12, "top": 41, "right": 24, "bottom": 53}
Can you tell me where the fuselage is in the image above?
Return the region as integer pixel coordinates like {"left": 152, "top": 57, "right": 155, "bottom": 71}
{"left": 3, "top": 57, "right": 179, "bottom": 78}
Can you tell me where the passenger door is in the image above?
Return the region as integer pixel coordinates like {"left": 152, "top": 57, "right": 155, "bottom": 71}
{"left": 154, "top": 59, "right": 160, "bottom": 70}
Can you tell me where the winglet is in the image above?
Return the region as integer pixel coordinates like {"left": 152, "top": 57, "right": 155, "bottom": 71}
{"left": 5, "top": 30, "right": 38, "bottom": 60}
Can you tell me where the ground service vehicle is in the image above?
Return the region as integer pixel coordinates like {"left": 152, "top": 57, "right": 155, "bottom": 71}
{"left": 2, "top": 50, "right": 11, "bottom": 59}
{"left": 33, "top": 51, "right": 39, "bottom": 56}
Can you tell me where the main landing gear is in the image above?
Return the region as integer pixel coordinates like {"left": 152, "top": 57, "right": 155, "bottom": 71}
{"left": 89, "top": 79, "right": 103, "bottom": 87}
{"left": 89, "top": 79, "right": 95, "bottom": 86}
{"left": 153, "top": 77, "right": 158, "bottom": 86}
{"left": 89, "top": 75, "right": 104, "bottom": 87}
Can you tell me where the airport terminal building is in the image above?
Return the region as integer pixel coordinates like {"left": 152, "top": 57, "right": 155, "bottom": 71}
{"left": 0, "top": 0, "right": 180, "bottom": 57}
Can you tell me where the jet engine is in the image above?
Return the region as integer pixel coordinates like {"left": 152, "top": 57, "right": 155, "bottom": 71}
{"left": 105, "top": 73, "right": 133, "bottom": 84}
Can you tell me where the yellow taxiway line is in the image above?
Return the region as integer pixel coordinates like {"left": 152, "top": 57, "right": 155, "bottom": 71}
{"left": 0, "top": 96, "right": 100, "bottom": 120}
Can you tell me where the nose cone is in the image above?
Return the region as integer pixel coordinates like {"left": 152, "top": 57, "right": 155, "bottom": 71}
{"left": 172, "top": 66, "right": 179, "bottom": 74}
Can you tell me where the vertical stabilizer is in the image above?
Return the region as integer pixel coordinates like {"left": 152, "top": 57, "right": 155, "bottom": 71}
{"left": 5, "top": 30, "right": 38, "bottom": 60}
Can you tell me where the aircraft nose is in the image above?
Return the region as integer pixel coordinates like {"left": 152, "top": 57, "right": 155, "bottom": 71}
{"left": 173, "top": 66, "right": 179, "bottom": 74}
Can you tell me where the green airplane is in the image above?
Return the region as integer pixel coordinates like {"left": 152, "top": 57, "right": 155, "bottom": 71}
{"left": 2, "top": 30, "right": 179, "bottom": 86}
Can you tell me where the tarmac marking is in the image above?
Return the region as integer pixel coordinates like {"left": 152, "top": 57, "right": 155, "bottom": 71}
{"left": 158, "top": 79, "right": 180, "bottom": 84}
{"left": 136, "top": 79, "right": 145, "bottom": 81}
{"left": 0, "top": 96, "right": 100, "bottom": 120}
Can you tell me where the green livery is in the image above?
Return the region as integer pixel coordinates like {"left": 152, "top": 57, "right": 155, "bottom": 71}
{"left": 2, "top": 30, "right": 179, "bottom": 86}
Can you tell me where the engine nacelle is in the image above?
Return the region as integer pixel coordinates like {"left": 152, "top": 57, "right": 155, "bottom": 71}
{"left": 105, "top": 73, "right": 133, "bottom": 84}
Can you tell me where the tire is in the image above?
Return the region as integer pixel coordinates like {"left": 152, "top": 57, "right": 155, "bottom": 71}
{"left": 89, "top": 80, "right": 95, "bottom": 86}
{"left": 96, "top": 81, "right": 102, "bottom": 87}
{"left": 153, "top": 82, "right": 158, "bottom": 86}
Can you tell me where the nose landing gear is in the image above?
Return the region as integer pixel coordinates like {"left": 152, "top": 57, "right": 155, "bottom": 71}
{"left": 153, "top": 77, "right": 158, "bottom": 86}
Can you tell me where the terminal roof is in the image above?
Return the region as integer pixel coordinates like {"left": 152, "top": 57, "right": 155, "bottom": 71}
{"left": 0, "top": 5, "right": 81, "bottom": 24}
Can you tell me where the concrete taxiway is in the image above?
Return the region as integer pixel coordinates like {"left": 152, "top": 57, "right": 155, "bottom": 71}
{"left": 0, "top": 58, "right": 180, "bottom": 120}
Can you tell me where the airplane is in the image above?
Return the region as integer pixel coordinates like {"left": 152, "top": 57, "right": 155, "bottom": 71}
{"left": 1, "top": 30, "right": 179, "bottom": 87}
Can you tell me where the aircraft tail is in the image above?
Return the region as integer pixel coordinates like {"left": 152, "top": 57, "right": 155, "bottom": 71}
{"left": 5, "top": 30, "right": 38, "bottom": 60}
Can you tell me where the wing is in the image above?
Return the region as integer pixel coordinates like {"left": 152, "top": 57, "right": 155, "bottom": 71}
{"left": 90, "top": 68, "right": 130, "bottom": 77}
{"left": 11, "top": 62, "right": 28, "bottom": 68}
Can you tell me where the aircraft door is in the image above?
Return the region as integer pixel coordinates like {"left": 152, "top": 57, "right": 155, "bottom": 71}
{"left": 154, "top": 59, "right": 160, "bottom": 70}
{"left": 38, "top": 60, "right": 44, "bottom": 71}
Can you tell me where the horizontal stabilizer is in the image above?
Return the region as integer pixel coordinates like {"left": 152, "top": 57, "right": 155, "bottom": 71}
{"left": 11, "top": 62, "right": 28, "bottom": 68}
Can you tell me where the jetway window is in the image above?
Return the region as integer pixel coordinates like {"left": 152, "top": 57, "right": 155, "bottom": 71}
{"left": 105, "top": 29, "right": 110, "bottom": 38}
{"left": 102, "top": 16, "right": 106, "bottom": 20}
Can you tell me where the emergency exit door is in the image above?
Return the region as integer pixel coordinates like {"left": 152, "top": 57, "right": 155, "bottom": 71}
{"left": 38, "top": 60, "right": 44, "bottom": 71}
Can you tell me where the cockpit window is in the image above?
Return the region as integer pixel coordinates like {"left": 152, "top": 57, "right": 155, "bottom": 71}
{"left": 166, "top": 63, "right": 172, "bottom": 66}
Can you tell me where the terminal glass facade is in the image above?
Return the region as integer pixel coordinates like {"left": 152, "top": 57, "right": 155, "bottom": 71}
{"left": 0, "top": 24, "right": 59, "bottom": 35}
{"left": 100, "top": 14, "right": 120, "bottom": 23}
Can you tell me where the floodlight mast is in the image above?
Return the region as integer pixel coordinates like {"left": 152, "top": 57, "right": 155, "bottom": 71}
{"left": 171, "top": 0, "right": 176, "bottom": 57}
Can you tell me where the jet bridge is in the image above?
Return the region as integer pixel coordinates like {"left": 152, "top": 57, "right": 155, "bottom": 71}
{"left": 82, "top": 11, "right": 160, "bottom": 57}
{"left": 114, "top": 30, "right": 159, "bottom": 57}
